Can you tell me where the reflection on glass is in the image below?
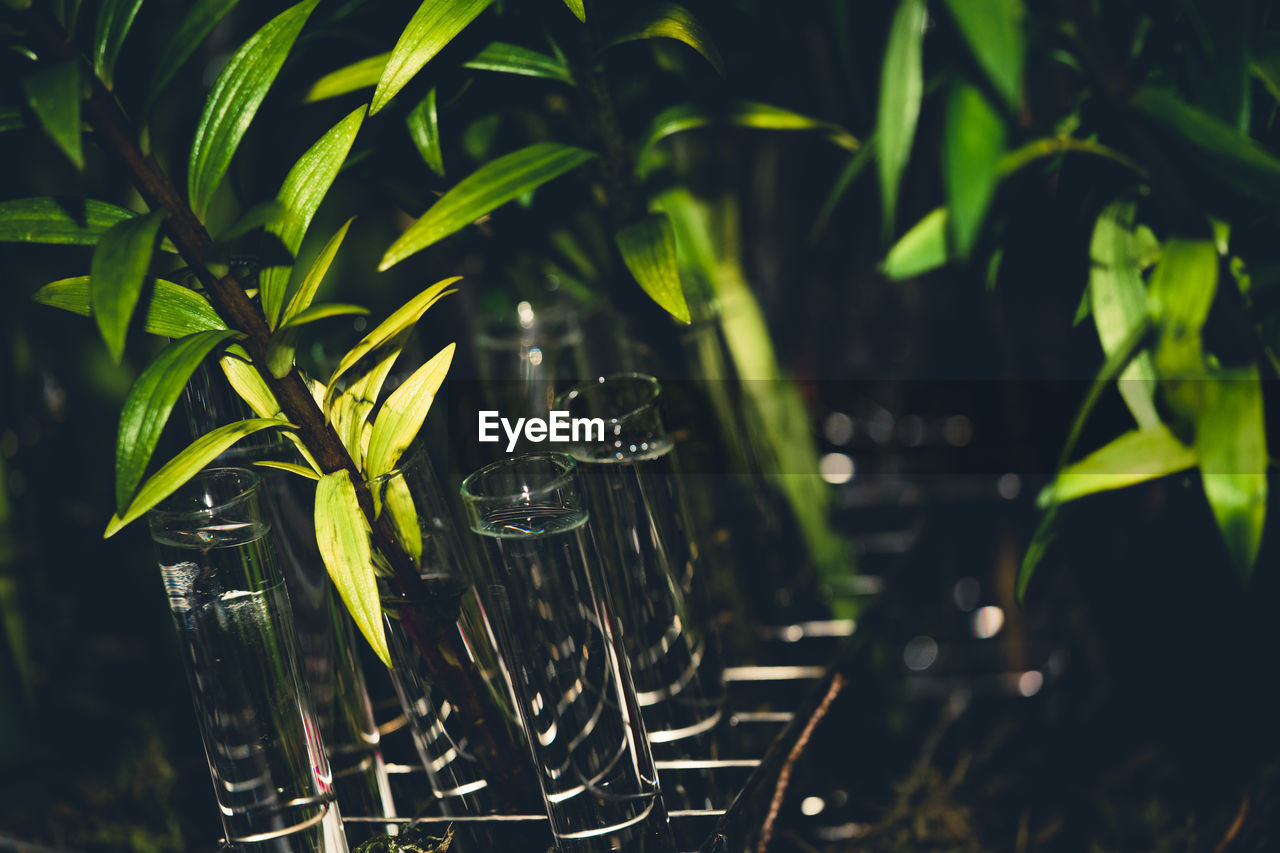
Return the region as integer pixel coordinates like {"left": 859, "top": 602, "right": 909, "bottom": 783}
{"left": 149, "top": 469, "right": 348, "bottom": 852}
{"left": 474, "top": 301, "right": 589, "bottom": 421}
{"left": 462, "top": 454, "right": 674, "bottom": 853}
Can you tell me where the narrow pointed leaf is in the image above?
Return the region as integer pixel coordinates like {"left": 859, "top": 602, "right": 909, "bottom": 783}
{"left": 370, "top": 0, "right": 495, "bottom": 114}
{"left": 0, "top": 197, "right": 136, "bottom": 244}
{"left": 406, "top": 87, "right": 445, "bottom": 176}
{"left": 1196, "top": 368, "right": 1268, "bottom": 579}
{"left": 211, "top": 200, "right": 290, "bottom": 247}
{"left": 94, "top": 0, "right": 145, "bottom": 89}
{"left": 941, "top": 0, "right": 1025, "bottom": 110}
{"left": 220, "top": 353, "right": 324, "bottom": 474}
{"left": 616, "top": 214, "right": 690, "bottom": 323}
{"left": 463, "top": 42, "right": 573, "bottom": 83}
{"left": 267, "top": 303, "right": 370, "bottom": 379}
{"left": 187, "top": 0, "right": 321, "bottom": 218}
{"left": 366, "top": 343, "right": 455, "bottom": 479}
{"left": 254, "top": 460, "right": 320, "bottom": 481}
{"left": 943, "top": 83, "right": 1004, "bottom": 259}
{"left": 643, "top": 100, "right": 857, "bottom": 154}
{"left": 562, "top": 0, "right": 584, "bottom": 21}
{"left": 877, "top": 0, "right": 925, "bottom": 237}
{"left": 147, "top": 0, "right": 241, "bottom": 108}
{"left": 281, "top": 303, "right": 369, "bottom": 329}
{"left": 305, "top": 52, "right": 388, "bottom": 102}
{"left": 325, "top": 279, "right": 458, "bottom": 410}
{"left": 280, "top": 218, "right": 354, "bottom": 327}
{"left": 91, "top": 209, "right": 167, "bottom": 363}
{"left": 33, "top": 276, "right": 226, "bottom": 338}
{"left": 380, "top": 143, "right": 596, "bottom": 269}
{"left": 104, "top": 418, "right": 290, "bottom": 537}
{"left": 1088, "top": 201, "right": 1160, "bottom": 428}
{"left": 261, "top": 106, "right": 366, "bottom": 328}
{"left": 22, "top": 60, "right": 83, "bottom": 169}
{"left": 330, "top": 338, "right": 408, "bottom": 465}
{"left": 1149, "top": 238, "right": 1218, "bottom": 383}
{"left": 609, "top": 2, "right": 724, "bottom": 76}
{"left": 315, "top": 471, "right": 390, "bottom": 667}
{"left": 115, "top": 329, "right": 241, "bottom": 509}
{"left": 1037, "top": 426, "right": 1196, "bottom": 508}
{"left": 811, "top": 137, "right": 876, "bottom": 241}
{"left": 882, "top": 207, "right": 948, "bottom": 279}
{"left": 380, "top": 475, "right": 423, "bottom": 562}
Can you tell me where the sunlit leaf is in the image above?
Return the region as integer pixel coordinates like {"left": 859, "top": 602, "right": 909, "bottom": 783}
{"left": 464, "top": 42, "right": 573, "bottom": 83}
{"left": 280, "top": 217, "right": 354, "bottom": 327}
{"left": 91, "top": 209, "right": 167, "bottom": 363}
{"left": 315, "top": 471, "right": 390, "bottom": 667}
{"left": 33, "top": 276, "right": 226, "bottom": 338}
{"left": 1037, "top": 426, "right": 1196, "bottom": 508}
{"left": 1088, "top": 201, "right": 1160, "bottom": 429}
{"left": 562, "top": 0, "right": 584, "bottom": 21}
{"left": 104, "top": 418, "right": 290, "bottom": 537}
{"left": 370, "top": 0, "right": 495, "bottom": 114}
{"left": 267, "top": 303, "right": 369, "bottom": 379}
{"left": 261, "top": 106, "right": 366, "bottom": 328}
{"left": 1197, "top": 368, "right": 1268, "bottom": 579}
{"left": 406, "top": 87, "right": 445, "bottom": 176}
{"left": 0, "top": 197, "right": 136, "bottom": 244}
{"left": 609, "top": 2, "right": 724, "bottom": 76}
{"left": 877, "top": 0, "right": 925, "bottom": 237}
{"left": 147, "top": 0, "right": 241, "bottom": 108}
{"left": 255, "top": 460, "right": 320, "bottom": 481}
{"left": 615, "top": 213, "right": 690, "bottom": 323}
{"left": 941, "top": 0, "right": 1024, "bottom": 110}
{"left": 379, "top": 143, "right": 595, "bottom": 270}
{"left": 329, "top": 334, "right": 409, "bottom": 464}
{"left": 22, "top": 60, "right": 83, "bottom": 169}
{"left": 998, "top": 136, "right": 1147, "bottom": 178}
{"left": 115, "top": 329, "right": 241, "bottom": 510}
{"left": 187, "top": 0, "right": 321, "bottom": 218}
{"left": 882, "top": 207, "right": 947, "bottom": 279}
{"left": 943, "top": 83, "right": 1004, "bottom": 259}
{"left": 1148, "top": 238, "right": 1217, "bottom": 393}
{"left": 305, "top": 52, "right": 387, "bottom": 102}
{"left": 219, "top": 352, "right": 323, "bottom": 474}
{"left": 642, "top": 100, "right": 857, "bottom": 157}
{"left": 324, "top": 279, "right": 458, "bottom": 411}
{"left": 366, "top": 343, "right": 455, "bottom": 479}
{"left": 94, "top": 0, "right": 145, "bottom": 89}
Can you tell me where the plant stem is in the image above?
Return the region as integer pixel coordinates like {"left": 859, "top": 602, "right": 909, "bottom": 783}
{"left": 20, "top": 6, "right": 535, "bottom": 810}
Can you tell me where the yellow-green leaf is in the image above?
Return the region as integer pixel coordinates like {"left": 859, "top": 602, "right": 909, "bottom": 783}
{"left": 1196, "top": 368, "right": 1268, "bottom": 579}
{"left": 882, "top": 207, "right": 948, "bottom": 279}
{"left": 562, "top": 0, "right": 584, "bottom": 21}
{"left": 255, "top": 460, "right": 320, "bottom": 481}
{"left": 187, "top": 0, "right": 321, "bottom": 218}
{"left": 267, "top": 303, "right": 370, "bottom": 379}
{"left": 104, "top": 418, "right": 290, "bottom": 537}
{"left": 941, "top": 0, "right": 1024, "bottom": 110}
{"left": 22, "top": 60, "right": 83, "bottom": 170}
{"left": 370, "top": 0, "right": 495, "bottom": 114}
{"left": 33, "top": 276, "right": 226, "bottom": 338}
{"left": 877, "top": 0, "right": 925, "bottom": 237}
{"left": 262, "top": 106, "right": 366, "bottom": 328}
{"left": 464, "top": 42, "right": 573, "bottom": 83}
{"left": 1148, "top": 238, "right": 1218, "bottom": 384}
{"left": 0, "top": 197, "right": 136, "bottom": 244}
{"left": 406, "top": 87, "right": 445, "bottom": 177}
{"left": 609, "top": 2, "right": 724, "bottom": 76}
{"left": 379, "top": 143, "right": 595, "bottom": 270}
{"left": 642, "top": 100, "right": 857, "bottom": 156}
{"left": 1037, "top": 425, "right": 1197, "bottom": 508}
{"left": 279, "top": 217, "right": 354, "bottom": 328}
{"left": 305, "top": 52, "right": 388, "bottom": 102}
{"left": 942, "top": 83, "right": 1004, "bottom": 259}
{"left": 615, "top": 213, "right": 690, "bottom": 323}
{"left": 329, "top": 337, "right": 408, "bottom": 465}
{"left": 365, "top": 343, "right": 455, "bottom": 479}
{"left": 379, "top": 474, "right": 423, "bottom": 562}
{"left": 91, "top": 209, "right": 168, "bottom": 363}
{"left": 315, "top": 471, "right": 390, "bottom": 667}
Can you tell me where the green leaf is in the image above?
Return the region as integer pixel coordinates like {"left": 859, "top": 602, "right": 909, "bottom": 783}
{"left": 941, "top": 0, "right": 1024, "bottom": 110}
{"left": 406, "top": 87, "right": 445, "bottom": 177}
{"left": 324, "top": 278, "right": 458, "bottom": 410}
{"left": 22, "top": 60, "right": 84, "bottom": 169}
{"left": 997, "top": 135, "right": 1147, "bottom": 178}
{"left": 615, "top": 213, "right": 690, "bottom": 323}
{"left": 882, "top": 207, "right": 948, "bottom": 279}
{"left": 219, "top": 353, "right": 324, "bottom": 474}
{"left": 1196, "top": 368, "right": 1268, "bottom": 579}
{"left": 810, "top": 137, "right": 876, "bottom": 241}
{"left": 305, "top": 52, "right": 387, "bottom": 102}
{"left": 1088, "top": 201, "right": 1161, "bottom": 429}
{"left": 642, "top": 100, "right": 857, "bottom": 155}
{"left": 32, "top": 276, "right": 226, "bottom": 338}
{"left": 370, "top": 0, "right": 495, "bottom": 115}
{"left": 115, "top": 329, "right": 241, "bottom": 510}
{"left": 1037, "top": 426, "right": 1197, "bottom": 508}
{"left": 609, "top": 2, "right": 724, "bottom": 76}
{"left": 315, "top": 471, "right": 390, "bottom": 667}
{"left": 94, "top": 0, "right": 145, "bottom": 89}
{"left": 0, "top": 197, "right": 136, "bottom": 244}
{"left": 187, "top": 0, "right": 321, "bottom": 218}
{"left": 562, "top": 0, "right": 584, "bottom": 21}
{"left": 1148, "top": 238, "right": 1218, "bottom": 390}
{"left": 147, "top": 0, "right": 241, "bottom": 109}
{"left": 268, "top": 304, "right": 369, "bottom": 379}
{"left": 281, "top": 303, "right": 368, "bottom": 329}
{"left": 0, "top": 106, "right": 25, "bottom": 133}
{"left": 379, "top": 475, "right": 423, "bottom": 562}
{"left": 330, "top": 337, "right": 408, "bottom": 464}
{"left": 1131, "top": 87, "right": 1280, "bottom": 203}
{"left": 91, "top": 209, "right": 167, "bottom": 363}
{"left": 379, "top": 143, "right": 596, "bottom": 270}
{"left": 280, "top": 217, "right": 354, "bottom": 327}
{"left": 876, "top": 0, "right": 925, "bottom": 237}
{"left": 463, "top": 42, "right": 573, "bottom": 83}
{"left": 365, "top": 342, "right": 455, "bottom": 479}
{"left": 211, "top": 200, "right": 289, "bottom": 247}
{"left": 254, "top": 460, "right": 320, "bottom": 481}
{"left": 942, "top": 83, "right": 1004, "bottom": 259}
{"left": 104, "top": 418, "right": 290, "bottom": 537}
{"left": 261, "top": 106, "right": 366, "bottom": 328}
